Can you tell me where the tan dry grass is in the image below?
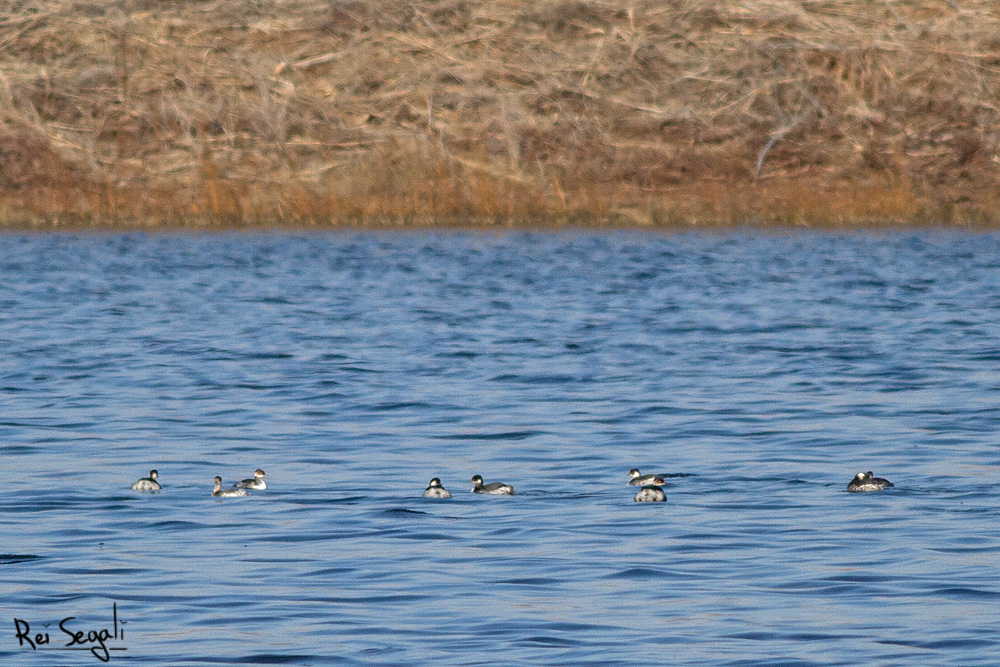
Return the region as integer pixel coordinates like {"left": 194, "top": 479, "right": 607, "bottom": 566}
{"left": 0, "top": 0, "right": 998, "bottom": 227}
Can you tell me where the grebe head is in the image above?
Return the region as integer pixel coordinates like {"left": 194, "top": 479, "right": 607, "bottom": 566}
{"left": 628, "top": 469, "right": 641, "bottom": 478}
{"left": 652, "top": 477, "right": 665, "bottom": 485}
{"left": 255, "top": 469, "right": 266, "bottom": 478}
{"left": 149, "top": 470, "right": 158, "bottom": 480}
{"left": 429, "top": 478, "right": 443, "bottom": 487}
{"left": 854, "top": 472, "right": 868, "bottom": 481}
{"left": 470, "top": 475, "right": 484, "bottom": 485}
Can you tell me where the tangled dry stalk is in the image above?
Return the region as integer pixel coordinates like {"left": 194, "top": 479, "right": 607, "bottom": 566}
{"left": 0, "top": 0, "right": 998, "bottom": 227}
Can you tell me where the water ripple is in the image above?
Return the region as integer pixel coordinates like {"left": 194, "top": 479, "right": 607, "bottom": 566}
{"left": 2, "top": 231, "right": 1000, "bottom": 666}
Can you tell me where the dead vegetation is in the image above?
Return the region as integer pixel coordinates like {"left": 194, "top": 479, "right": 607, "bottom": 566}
{"left": 0, "top": 0, "right": 998, "bottom": 227}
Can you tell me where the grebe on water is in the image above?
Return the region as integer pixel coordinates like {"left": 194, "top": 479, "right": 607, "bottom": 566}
{"left": 422, "top": 478, "right": 452, "bottom": 498}
{"left": 470, "top": 475, "right": 514, "bottom": 495}
{"left": 213, "top": 476, "right": 249, "bottom": 497}
{"left": 847, "top": 471, "right": 893, "bottom": 492}
{"left": 131, "top": 470, "right": 161, "bottom": 492}
{"left": 234, "top": 469, "right": 266, "bottom": 490}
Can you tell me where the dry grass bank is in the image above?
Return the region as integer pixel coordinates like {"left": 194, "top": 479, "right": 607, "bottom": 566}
{"left": 1, "top": 0, "right": 998, "bottom": 228}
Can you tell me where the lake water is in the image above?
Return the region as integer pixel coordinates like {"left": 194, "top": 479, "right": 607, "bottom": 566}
{"left": 1, "top": 230, "right": 999, "bottom": 666}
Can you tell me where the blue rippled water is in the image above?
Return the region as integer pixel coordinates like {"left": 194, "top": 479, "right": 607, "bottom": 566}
{"left": 1, "top": 231, "right": 999, "bottom": 666}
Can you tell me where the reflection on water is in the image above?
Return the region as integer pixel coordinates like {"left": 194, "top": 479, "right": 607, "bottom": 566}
{"left": 1, "top": 231, "right": 999, "bottom": 666}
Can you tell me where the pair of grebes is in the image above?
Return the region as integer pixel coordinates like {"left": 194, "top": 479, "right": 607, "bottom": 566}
{"left": 130, "top": 469, "right": 267, "bottom": 496}
{"left": 131, "top": 468, "right": 892, "bottom": 500}
{"left": 421, "top": 475, "right": 514, "bottom": 498}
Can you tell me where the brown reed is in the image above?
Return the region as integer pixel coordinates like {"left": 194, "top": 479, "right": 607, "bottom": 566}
{"left": 0, "top": 0, "right": 998, "bottom": 228}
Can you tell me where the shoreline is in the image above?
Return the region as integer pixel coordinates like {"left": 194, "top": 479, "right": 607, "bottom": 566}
{"left": 3, "top": 176, "right": 997, "bottom": 231}
{"left": 4, "top": 216, "right": 999, "bottom": 233}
